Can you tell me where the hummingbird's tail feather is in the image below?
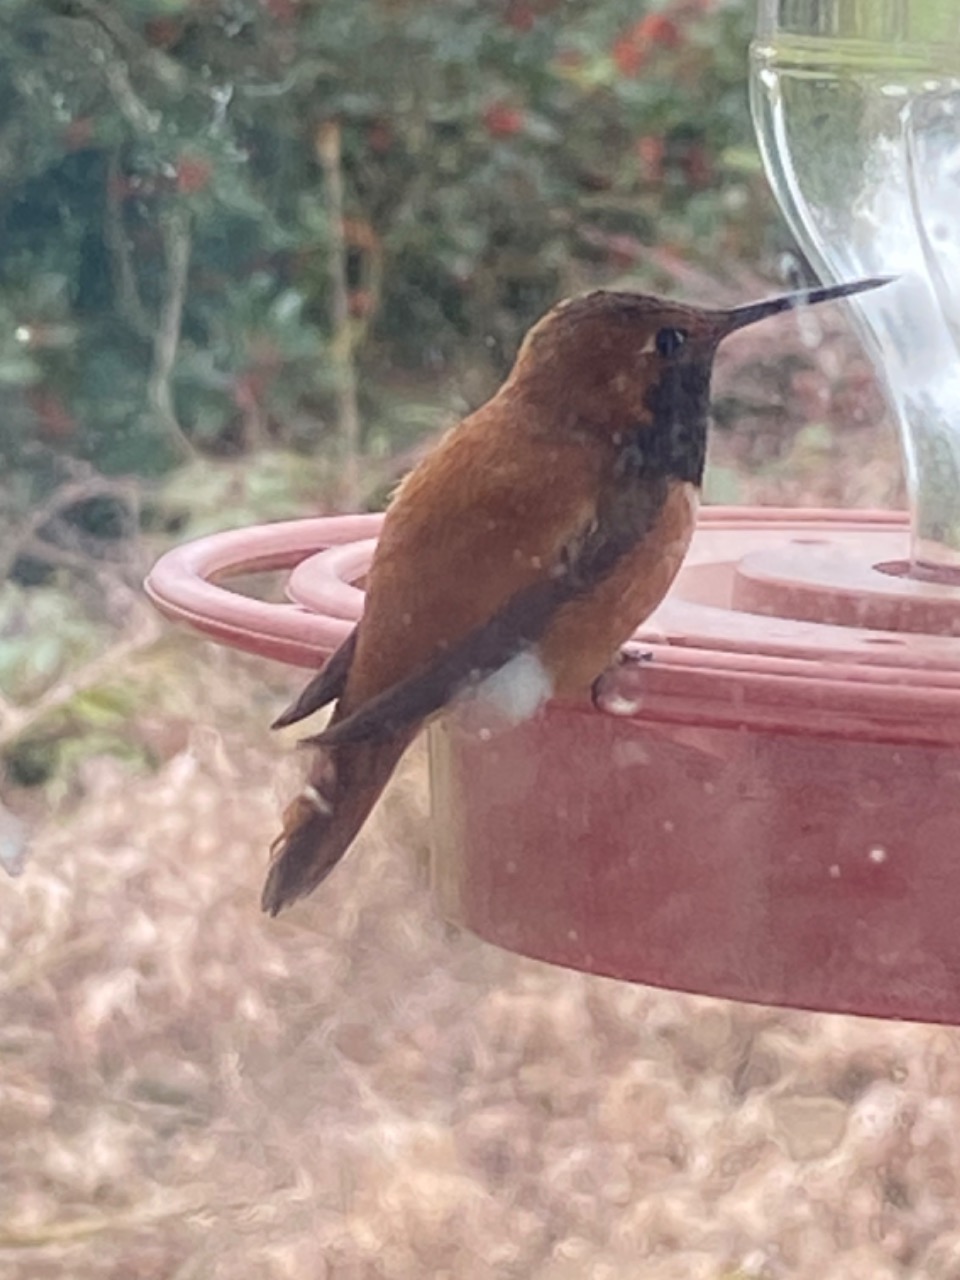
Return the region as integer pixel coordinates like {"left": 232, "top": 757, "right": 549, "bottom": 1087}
{"left": 271, "top": 629, "right": 358, "bottom": 730}
{"left": 261, "top": 734, "right": 410, "bottom": 915}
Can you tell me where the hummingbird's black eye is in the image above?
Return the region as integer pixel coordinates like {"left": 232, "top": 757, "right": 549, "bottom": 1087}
{"left": 655, "top": 327, "right": 687, "bottom": 358}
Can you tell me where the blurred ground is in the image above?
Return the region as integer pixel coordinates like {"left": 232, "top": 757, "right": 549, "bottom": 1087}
{"left": 6, "top": 645, "right": 960, "bottom": 1280}
{"left": 1, "top": 311, "right": 946, "bottom": 1280}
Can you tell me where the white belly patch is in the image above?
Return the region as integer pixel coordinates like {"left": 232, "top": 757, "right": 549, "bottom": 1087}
{"left": 454, "top": 649, "right": 554, "bottom": 737}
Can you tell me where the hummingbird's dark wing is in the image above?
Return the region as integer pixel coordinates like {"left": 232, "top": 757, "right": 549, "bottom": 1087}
{"left": 308, "top": 476, "right": 665, "bottom": 749}
{"left": 271, "top": 627, "right": 357, "bottom": 729}
{"left": 307, "top": 574, "right": 570, "bottom": 747}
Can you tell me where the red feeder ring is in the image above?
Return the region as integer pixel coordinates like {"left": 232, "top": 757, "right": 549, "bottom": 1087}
{"left": 146, "top": 507, "right": 960, "bottom": 1025}
{"left": 145, "top": 515, "right": 380, "bottom": 667}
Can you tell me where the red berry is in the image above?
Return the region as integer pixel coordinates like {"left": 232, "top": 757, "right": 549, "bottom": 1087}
{"left": 612, "top": 33, "right": 646, "bottom": 76}
{"left": 635, "top": 134, "right": 665, "bottom": 180}
{"left": 366, "top": 121, "right": 394, "bottom": 154}
{"left": 682, "top": 142, "right": 713, "bottom": 188}
{"left": 636, "top": 13, "right": 682, "bottom": 47}
{"left": 175, "top": 155, "right": 213, "bottom": 195}
{"left": 348, "top": 288, "right": 376, "bottom": 318}
{"left": 64, "top": 117, "right": 95, "bottom": 151}
{"left": 27, "top": 389, "right": 77, "bottom": 441}
{"left": 144, "top": 18, "right": 184, "bottom": 49}
{"left": 504, "top": 2, "right": 536, "bottom": 32}
{"left": 613, "top": 12, "right": 683, "bottom": 76}
{"left": 261, "top": 0, "right": 299, "bottom": 20}
{"left": 482, "top": 103, "right": 525, "bottom": 138}
{"left": 107, "top": 172, "right": 134, "bottom": 201}
{"left": 232, "top": 372, "right": 265, "bottom": 413}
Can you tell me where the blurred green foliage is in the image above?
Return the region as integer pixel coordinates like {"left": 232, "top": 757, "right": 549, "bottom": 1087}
{"left": 0, "top": 0, "right": 779, "bottom": 787}
{"left": 0, "top": 0, "right": 765, "bottom": 501}
{"left": 0, "top": 579, "right": 144, "bottom": 792}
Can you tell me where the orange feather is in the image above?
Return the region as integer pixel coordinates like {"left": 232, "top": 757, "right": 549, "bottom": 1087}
{"left": 263, "top": 277, "right": 892, "bottom": 913}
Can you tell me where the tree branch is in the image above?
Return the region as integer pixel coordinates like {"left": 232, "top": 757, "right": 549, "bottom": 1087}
{"left": 316, "top": 120, "right": 362, "bottom": 510}
{"left": 104, "top": 153, "right": 153, "bottom": 341}
{"left": 0, "top": 609, "right": 160, "bottom": 751}
{"left": 0, "top": 474, "right": 138, "bottom": 584}
{"left": 49, "top": 0, "right": 186, "bottom": 94}
{"left": 101, "top": 54, "right": 161, "bottom": 135}
{"left": 147, "top": 206, "right": 195, "bottom": 460}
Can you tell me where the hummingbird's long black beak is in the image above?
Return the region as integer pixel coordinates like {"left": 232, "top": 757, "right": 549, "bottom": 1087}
{"left": 720, "top": 276, "right": 895, "bottom": 336}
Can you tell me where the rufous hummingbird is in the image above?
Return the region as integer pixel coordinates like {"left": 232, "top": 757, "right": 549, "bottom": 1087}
{"left": 263, "top": 276, "right": 892, "bottom": 914}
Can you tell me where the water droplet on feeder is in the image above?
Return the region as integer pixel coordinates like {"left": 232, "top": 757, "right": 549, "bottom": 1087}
{"left": 600, "top": 693, "right": 643, "bottom": 717}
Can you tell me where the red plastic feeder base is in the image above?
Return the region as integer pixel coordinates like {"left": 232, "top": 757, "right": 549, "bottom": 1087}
{"left": 147, "top": 508, "right": 960, "bottom": 1024}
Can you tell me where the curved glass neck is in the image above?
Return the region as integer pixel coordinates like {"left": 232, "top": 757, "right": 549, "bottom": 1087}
{"left": 752, "top": 1, "right": 960, "bottom": 579}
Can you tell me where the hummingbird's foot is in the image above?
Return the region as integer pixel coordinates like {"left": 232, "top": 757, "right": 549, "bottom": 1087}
{"left": 618, "top": 643, "right": 654, "bottom": 667}
{"left": 591, "top": 647, "right": 653, "bottom": 711}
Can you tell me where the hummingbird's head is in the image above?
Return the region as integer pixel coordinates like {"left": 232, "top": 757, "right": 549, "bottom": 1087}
{"left": 508, "top": 276, "right": 893, "bottom": 485}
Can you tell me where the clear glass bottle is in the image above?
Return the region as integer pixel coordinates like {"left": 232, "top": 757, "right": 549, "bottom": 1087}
{"left": 751, "top": 0, "right": 960, "bottom": 577}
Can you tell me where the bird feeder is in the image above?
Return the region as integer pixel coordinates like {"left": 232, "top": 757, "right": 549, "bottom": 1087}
{"left": 147, "top": 8, "right": 960, "bottom": 1024}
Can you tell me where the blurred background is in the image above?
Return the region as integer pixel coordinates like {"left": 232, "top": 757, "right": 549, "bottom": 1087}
{"left": 3, "top": 3, "right": 946, "bottom": 1278}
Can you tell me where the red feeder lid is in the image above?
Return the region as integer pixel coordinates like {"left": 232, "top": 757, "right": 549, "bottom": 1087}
{"left": 147, "top": 507, "right": 960, "bottom": 1024}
